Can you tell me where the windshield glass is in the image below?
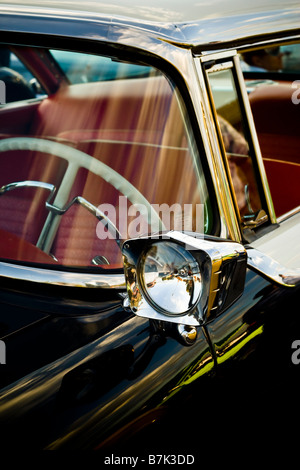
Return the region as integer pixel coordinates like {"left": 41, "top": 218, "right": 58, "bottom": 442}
{"left": 0, "top": 46, "right": 211, "bottom": 270}
{"left": 50, "top": 50, "right": 153, "bottom": 84}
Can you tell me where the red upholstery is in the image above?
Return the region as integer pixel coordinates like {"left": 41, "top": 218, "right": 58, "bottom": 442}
{"left": 0, "top": 76, "right": 199, "bottom": 267}
{"left": 249, "top": 83, "right": 300, "bottom": 217}
{"left": 0, "top": 228, "right": 57, "bottom": 264}
{"left": 263, "top": 159, "right": 300, "bottom": 216}
{"left": 30, "top": 78, "right": 173, "bottom": 140}
{"left": 0, "top": 151, "right": 67, "bottom": 244}
{"left": 0, "top": 102, "right": 38, "bottom": 135}
{"left": 249, "top": 84, "right": 300, "bottom": 164}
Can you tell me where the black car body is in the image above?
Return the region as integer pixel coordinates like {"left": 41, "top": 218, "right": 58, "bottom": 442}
{"left": 0, "top": 0, "right": 299, "bottom": 455}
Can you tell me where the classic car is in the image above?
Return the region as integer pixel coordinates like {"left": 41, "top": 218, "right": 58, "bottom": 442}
{"left": 0, "top": 0, "right": 300, "bottom": 455}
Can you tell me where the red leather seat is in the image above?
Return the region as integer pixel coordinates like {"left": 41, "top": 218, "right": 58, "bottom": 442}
{"left": 249, "top": 83, "right": 300, "bottom": 215}
{"left": 249, "top": 83, "right": 300, "bottom": 163}
{"left": 263, "top": 159, "right": 300, "bottom": 217}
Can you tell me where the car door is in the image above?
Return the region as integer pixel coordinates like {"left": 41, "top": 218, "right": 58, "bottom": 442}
{"left": 194, "top": 49, "right": 300, "bottom": 438}
{"left": 0, "top": 41, "right": 218, "bottom": 451}
{"left": 0, "top": 38, "right": 299, "bottom": 452}
{"left": 115, "top": 49, "right": 300, "bottom": 451}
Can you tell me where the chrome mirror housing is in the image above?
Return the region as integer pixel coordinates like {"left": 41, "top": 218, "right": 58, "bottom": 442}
{"left": 122, "top": 231, "right": 247, "bottom": 326}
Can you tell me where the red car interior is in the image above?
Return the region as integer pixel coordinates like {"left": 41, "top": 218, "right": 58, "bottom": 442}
{"left": 0, "top": 50, "right": 299, "bottom": 267}
{"left": 249, "top": 83, "right": 300, "bottom": 216}
{"left": 0, "top": 76, "right": 201, "bottom": 267}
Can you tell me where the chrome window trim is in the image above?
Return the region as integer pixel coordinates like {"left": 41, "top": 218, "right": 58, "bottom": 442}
{"left": 199, "top": 53, "right": 246, "bottom": 238}
{"left": 193, "top": 53, "right": 242, "bottom": 243}
{"left": 0, "top": 261, "right": 126, "bottom": 289}
{"left": 234, "top": 35, "right": 300, "bottom": 55}
{"left": 277, "top": 205, "right": 300, "bottom": 224}
{"left": 198, "top": 51, "right": 278, "bottom": 240}
{"left": 233, "top": 55, "right": 277, "bottom": 225}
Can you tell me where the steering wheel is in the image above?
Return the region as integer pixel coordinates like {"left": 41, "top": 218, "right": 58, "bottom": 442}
{"left": 0, "top": 137, "right": 164, "bottom": 253}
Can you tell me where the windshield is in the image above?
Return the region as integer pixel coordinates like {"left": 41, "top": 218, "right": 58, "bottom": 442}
{"left": 50, "top": 50, "right": 153, "bottom": 83}
{"left": 0, "top": 46, "right": 212, "bottom": 270}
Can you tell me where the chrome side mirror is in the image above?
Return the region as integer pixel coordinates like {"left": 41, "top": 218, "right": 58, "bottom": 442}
{"left": 122, "top": 231, "right": 247, "bottom": 326}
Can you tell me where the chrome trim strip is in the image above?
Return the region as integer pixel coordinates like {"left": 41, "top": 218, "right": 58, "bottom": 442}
{"left": 200, "top": 50, "right": 236, "bottom": 63}
{"left": 247, "top": 247, "right": 300, "bottom": 287}
{"left": 193, "top": 56, "right": 242, "bottom": 242}
{"left": 277, "top": 205, "right": 300, "bottom": 224}
{"left": 0, "top": 261, "right": 126, "bottom": 289}
{"left": 197, "top": 52, "right": 277, "bottom": 240}
{"left": 0, "top": 180, "right": 54, "bottom": 195}
{"left": 233, "top": 55, "right": 277, "bottom": 225}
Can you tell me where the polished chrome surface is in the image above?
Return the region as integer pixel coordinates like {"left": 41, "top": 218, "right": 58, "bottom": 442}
{"left": 247, "top": 247, "right": 300, "bottom": 287}
{"left": 177, "top": 324, "right": 198, "bottom": 345}
{"left": 193, "top": 54, "right": 242, "bottom": 242}
{"left": 277, "top": 205, "right": 300, "bottom": 224}
{"left": 233, "top": 55, "right": 277, "bottom": 225}
{"left": 122, "top": 231, "right": 247, "bottom": 326}
{"left": 140, "top": 242, "right": 202, "bottom": 316}
{"left": 0, "top": 180, "right": 54, "bottom": 195}
{"left": 199, "top": 52, "right": 277, "bottom": 235}
{"left": 1, "top": 1, "right": 300, "bottom": 48}
{"left": 92, "top": 255, "right": 110, "bottom": 266}
{"left": 0, "top": 261, "right": 126, "bottom": 289}
{"left": 242, "top": 210, "right": 269, "bottom": 228}
{"left": 2, "top": 0, "right": 298, "bottom": 23}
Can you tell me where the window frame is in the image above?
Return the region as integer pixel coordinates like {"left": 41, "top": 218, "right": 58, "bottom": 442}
{"left": 240, "top": 39, "right": 300, "bottom": 80}
{"left": 239, "top": 38, "right": 300, "bottom": 223}
{"left": 0, "top": 33, "right": 221, "bottom": 288}
{"left": 198, "top": 50, "right": 277, "bottom": 242}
